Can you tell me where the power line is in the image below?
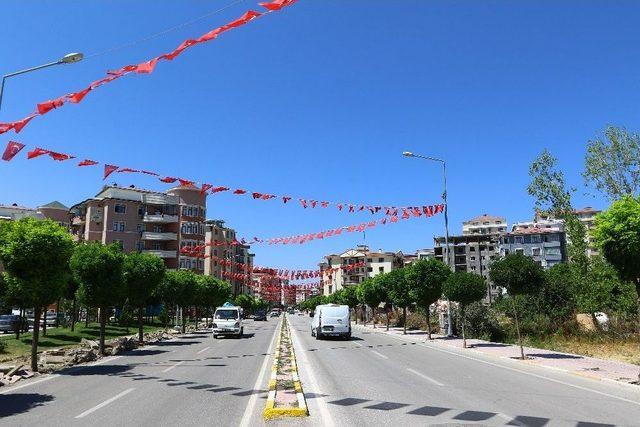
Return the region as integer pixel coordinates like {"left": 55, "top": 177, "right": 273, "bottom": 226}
{"left": 83, "top": 0, "right": 243, "bottom": 61}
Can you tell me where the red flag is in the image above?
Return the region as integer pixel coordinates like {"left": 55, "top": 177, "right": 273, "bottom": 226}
{"left": 337, "top": 204, "right": 343, "bottom": 211}
{"left": 67, "top": 87, "right": 91, "bottom": 104}
{"left": 2, "top": 141, "right": 24, "bottom": 161}
{"left": 321, "top": 201, "right": 329, "bottom": 208}
{"left": 37, "top": 98, "right": 65, "bottom": 115}
{"left": 200, "top": 183, "right": 213, "bottom": 195}
{"left": 423, "top": 206, "right": 433, "bottom": 216}
{"left": 259, "top": 0, "right": 297, "bottom": 11}
{"left": 104, "top": 164, "right": 118, "bottom": 180}
{"left": 390, "top": 215, "right": 398, "bottom": 223}
{"left": 310, "top": 200, "right": 318, "bottom": 208}
{"left": 282, "top": 196, "right": 291, "bottom": 203}
{"left": 367, "top": 221, "right": 376, "bottom": 228}
{"left": 357, "top": 223, "right": 366, "bottom": 232}
{"left": 49, "top": 152, "right": 75, "bottom": 161}
{"left": 116, "top": 167, "right": 139, "bottom": 173}
{"left": 334, "top": 228, "right": 343, "bottom": 235}
{"left": 299, "top": 199, "right": 307, "bottom": 208}
{"left": 142, "top": 170, "right": 159, "bottom": 176}
{"left": 160, "top": 176, "right": 178, "bottom": 183}
{"left": 252, "top": 192, "right": 263, "bottom": 199}
{"left": 233, "top": 189, "right": 247, "bottom": 195}
{"left": 13, "top": 114, "right": 37, "bottom": 133}
{"left": 347, "top": 225, "right": 356, "bottom": 232}
{"left": 27, "top": 147, "right": 50, "bottom": 159}
{"left": 136, "top": 58, "right": 159, "bottom": 74}
{"left": 435, "top": 204, "right": 445, "bottom": 214}
{"left": 348, "top": 205, "right": 355, "bottom": 213}
{"left": 78, "top": 159, "right": 98, "bottom": 167}
{"left": 178, "top": 179, "right": 195, "bottom": 187}
{"left": 211, "top": 186, "right": 229, "bottom": 193}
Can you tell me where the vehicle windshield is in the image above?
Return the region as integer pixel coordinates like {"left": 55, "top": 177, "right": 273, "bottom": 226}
{"left": 215, "top": 309, "right": 238, "bottom": 320}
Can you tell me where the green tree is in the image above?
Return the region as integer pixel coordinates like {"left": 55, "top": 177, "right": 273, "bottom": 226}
{"left": 406, "top": 259, "right": 450, "bottom": 340}
{"left": 384, "top": 268, "right": 413, "bottom": 335}
{"left": 357, "top": 278, "right": 386, "bottom": 327}
{"left": 373, "top": 273, "right": 394, "bottom": 331}
{"left": 541, "top": 263, "right": 579, "bottom": 323}
{"left": 65, "top": 276, "right": 80, "bottom": 332}
{"left": 528, "top": 149, "right": 589, "bottom": 272}
{"left": 578, "top": 258, "right": 638, "bottom": 317}
{"left": 235, "top": 293, "right": 254, "bottom": 316}
{"left": 490, "top": 254, "right": 545, "bottom": 359}
{"left": 337, "top": 285, "right": 360, "bottom": 323}
{"left": 0, "top": 218, "right": 74, "bottom": 371}
{"left": 158, "top": 270, "right": 198, "bottom": 333}
{"left": 70, "top": 242, "right": 126, "bottom": 355}
{"left": 123, "top": 252, "right": 166, "bottom": 343}
{"left": 195, "top": 276, "right": 230, "bottom": 325}
{"left": 583, "top": 126, "right": 640, "bottom": 200}
{"left": 442, "top": 272, "right": 486, "bottom": 348}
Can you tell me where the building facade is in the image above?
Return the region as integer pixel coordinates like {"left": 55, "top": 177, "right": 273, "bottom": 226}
{"left": 70, "top": 184, "right": 206, "bottom": 273}
{"left": 320, "top": 245, "right": 403, "bottom": 295}
{"left": 499, "top": 228, "right": 567, "bottom": 269}
{"left": 204, "top": 220, "right": 255, "bottom": 297}
{"left": 462, "top": 214, "right": 508, "bottom": 236}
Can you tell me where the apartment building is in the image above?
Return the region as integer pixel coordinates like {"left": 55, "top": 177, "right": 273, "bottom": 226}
{"left": 499, "top": 228, "right": 567, "bottom": 269}
{"left": 462, "top": 214, "right": 508, "bottom": 236}
{"left": 320, "top": 245, "right": 404, "bottom": 296}
{"left": 204, "top": 220, "right": 255, "bottom": 296}
{"left": 70, "top": 184, "right": 206, "bottom": 273}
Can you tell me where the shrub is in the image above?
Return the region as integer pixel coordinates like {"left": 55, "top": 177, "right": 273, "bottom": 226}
{"left": 0, "top": 339, "right": 6, "bottom": 353}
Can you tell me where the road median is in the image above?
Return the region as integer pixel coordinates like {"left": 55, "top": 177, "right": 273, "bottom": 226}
{"left": 263, "top": 314, "right": 308, "bottom": 420}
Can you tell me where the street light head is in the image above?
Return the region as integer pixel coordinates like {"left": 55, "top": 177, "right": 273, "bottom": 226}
{"left": 402, "top": 151, "right": 414, "bottom": 157}
{"left": 60, "top": 52, "right": 84, "bottom": 64}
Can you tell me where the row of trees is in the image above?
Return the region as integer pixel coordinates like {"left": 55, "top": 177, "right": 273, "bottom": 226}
{"left": 0, "top": 217, "right": 247, "bottom": 371}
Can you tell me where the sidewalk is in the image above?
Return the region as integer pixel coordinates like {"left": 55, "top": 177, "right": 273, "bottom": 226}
{"left": 353, "top": 323, "right": 640, "bottom": 386}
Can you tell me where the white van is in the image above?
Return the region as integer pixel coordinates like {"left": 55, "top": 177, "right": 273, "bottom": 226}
{"left": 311, "top": 304, "right": 351, "bottom": 340}
{"left": 212, "top": 306, "right": 243, "bottom": 338}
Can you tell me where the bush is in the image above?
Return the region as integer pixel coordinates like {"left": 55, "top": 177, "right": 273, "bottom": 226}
{"left": 0, "top": 339, "right": 6, "bottom": 353}
{"left": 456, "top": 302, "right": 507, "bottom": 342}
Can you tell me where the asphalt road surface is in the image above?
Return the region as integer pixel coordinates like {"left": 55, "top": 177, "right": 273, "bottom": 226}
{"left": 0, "top": 319, "right": 280, "bottom": 427}
{"left": 2, "top": 314, "right": 640, "bottom": 426}
{"left": 287, "top": 314, "right": 640, "bottom": 427}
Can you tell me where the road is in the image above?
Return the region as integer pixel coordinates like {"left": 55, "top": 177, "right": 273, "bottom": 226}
{"left": 287, "top": 314, "right": 640, "bottom": 427}
{"left": 0, "top": 319, "right": 280, "bottom": 426}
{"left": 1, "top": 314, "right": 639, "bottom": 426}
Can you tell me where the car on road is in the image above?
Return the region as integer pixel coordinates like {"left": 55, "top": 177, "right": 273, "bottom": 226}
{"left": 212, "top": 306, "right": 243, "bottom": 338}
{"left": 269, "top": 310, "right": 280, "bottom": 317}
{"left": 311, "top": 304, "right": 351, "bottom": 340}
{"left": 0, "top": 314, "right": 22, "bottom": 333}
{"left": 254, "top": 310, "right": 267, "bottom": 321}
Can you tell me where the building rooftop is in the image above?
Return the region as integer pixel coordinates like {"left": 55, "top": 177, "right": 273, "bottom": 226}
{"left": 39, "top": 200, "right": 69, "bottom": 210}
{"left": 463, "top": 214, "right": 506, "bottom": 224}
{"left": 508, "top": 227, "right": 563, "bottom": 236}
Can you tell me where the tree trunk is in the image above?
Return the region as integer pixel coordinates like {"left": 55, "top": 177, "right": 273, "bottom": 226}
{"left": 138, "top": 306, "right": 144, "bottom": 344}
{"left": 362, "top": 305, "right": 367, "bottom": 327}
{"left": 195, "top": 307, "right": 199, "bottom": 330}
{"left": 16, "top": 307, "right": 23, "bottom": 340}
{"left": 85, "top": 308, "right": 89, "bottom": 328}
{"left": 426, "top": 308, "right": 432, "bottom": 340}
{"left": 55, "top": 299, "right": 60, "bottom": 328}
{"left": 462, "top": 309, "right": 467, "bottom": 349}
{"left": 386, "top": 307, "right": 390, "bottom": 331}
{"left": 403, "top": 307, "right": 407, "bottom": 335}
{"left": 31, "top": 307, "right": 41, "bottom": 372}
{"left": 354, "top": 307, "right": 357, "bottom": 325}
{"left": 71, "top": 298, "right": 77, "bottom": 332}
{"left": 99, "top": 307, "right": 107, "bottom": 356}
{"left": 511, "top": 298, "right": 524, "bottom": 360}
{"left": 181, "top": 307, "right": 186, "bottom": 334}
{"left": 42, "top": 306, "right": 47, "bottom": 336}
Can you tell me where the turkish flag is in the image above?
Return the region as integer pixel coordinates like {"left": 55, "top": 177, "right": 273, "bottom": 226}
{"left": 435, "top": 204, "right": 445, "bottom": 214}
{"left": 67, "top": 88, "right": 91, "bottom": 104}
{"left": 2, "top": 141, "right": 25, "bottom": 161}
{"left": 252, "top": 192, "right": 262, "bottom": 199}
{"left": 117, "top": 167, "right": 139, "bottom": 173}
{"left": 78, "top": 159, "right": 98, "bottom": 167}
{"left": 233, "top": 189, "right": 247, "bottom": 195}
{"left": 282, "top": 196, "right": 291, "bottom": 203}
{"left": 104, "top": 164, "right": 118, "bottom": 180}
{"left": 200, "top": 183, "right": 213, "bottom": 195}
{"left": 211, "top": 186, "right": 229, "bottom": 193}
{"left": 142, "top": 170, "right": 159, "bottom": 176}
{"left": 27, "top": 147, "right": 50, "bottom": 159}
{"left": 178, "top": 179, "right": 195, "bottom": 187}
{"left": 13, "top": 114, "right": 37, "bottom": 133}
{"left": 49, "top": 152, "right": 75, "bottom": 161}
{"left": 136, "top": 58, "right": 159, "bottom": 74}
{"left": 160, "top": 177, "right": 178, "bottom": 183}
{"left": 37, "top": 98, "right": 65, "bottom": 115}
{"left": 259, "top": 0, "right": 297, "bottom": 11}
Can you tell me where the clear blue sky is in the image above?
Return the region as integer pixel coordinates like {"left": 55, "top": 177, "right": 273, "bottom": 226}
{"left": 1, "top": 0, "right": 638, "bottom": 271}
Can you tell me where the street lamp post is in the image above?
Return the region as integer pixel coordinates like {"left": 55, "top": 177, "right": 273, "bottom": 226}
{"left": 402, "top": 151, "right": 454, "bottom": 337}
{"left": 0, "top": 52, "right": 84, "bottom": 111}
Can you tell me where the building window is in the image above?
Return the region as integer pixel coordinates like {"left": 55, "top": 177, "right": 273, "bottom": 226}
{"left": 515, "top": 236, "right": 523, "bottom": 244}
{"left": 136, "top": 241, "right": 144, "bottom": 251}
{"left": 378, "top": 257, "right": 384, "bottom": 262}
{"left": 470, "top": 256, "right": 476, "bottom": 261}
{"left": 114, "top": 204, "right": 126, "bottom": 214}
{"left": 138, "top": 206, "right": 144, "bottom": 216}
{"left": 367, "top": 267, "right": 373, "bottom": 272}
{"left": 532, "top": 247, "right": 541, "bottom": 256}
{"left": 137, "top": 223, "right": 143, "bottom": 232}
{"left": 367, "top": 258, "right": 372, "bottom": 262}
{"left": 113, "top": 221, "right": 125, "bottom": 232}
{"left": 378, "top": 267, "right": 384, "bottom": 273}
{"left": 515, "top": 248, "right": 524, "bottom": 255}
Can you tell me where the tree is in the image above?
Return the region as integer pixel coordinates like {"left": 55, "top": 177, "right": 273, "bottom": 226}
{"left": 357, "top": 278, "right": 386, "bottom": 327}
{"left": 490, "top": 254, "right": 545, "bottom": 359}
{"left": 384, "top": 269, "right": 413, "bottom": 335}
{"left": 195, "top": 276, "right": 231, "bottom": 325}
{"left": 123, "top": 252, "right": 166, "bottom": 343}
{"left": 583, "top": 126, "right": 640, "bottom": 201}
{"left": 541, "top": 263, "right": 579, "bottom": 323}
{"left": 158, "top": 270, "right": 198, "bottom": 333}
{"left": 0, "top": 218, "right": 74, "bottom": 371}
{"left": 235, "top": 294, "right": 254, "bottom": 316}
{"left": 442, "top": 272, "right": 486, "bottom": 348}
{"left": 406, "top": 259, "right": 450, "bottom": 340}
{"left": 372, "top": 274, "right": 394, "bottom": 331}
{"left": 528, "top": 149, "right": 589, "bottom": 272}
{"left": 337, "top": 285, "right": 360, "bottom": 323}
{"left": 64, "top": 276, "right": 80, "bottom": 332}
{"left": 578, "top": 258, "right": 638, "bottom": 318}
{"left": 70, "top": 242, "right": 126, "bottom": 355}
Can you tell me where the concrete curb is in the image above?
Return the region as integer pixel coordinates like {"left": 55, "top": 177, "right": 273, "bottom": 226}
{"left": 263, "top": 315, "right": 308, "bottom": 420}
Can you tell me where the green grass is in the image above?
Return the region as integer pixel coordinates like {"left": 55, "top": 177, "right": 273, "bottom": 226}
{"left": 0, "top": 322, "right": 165, "bottom": 362}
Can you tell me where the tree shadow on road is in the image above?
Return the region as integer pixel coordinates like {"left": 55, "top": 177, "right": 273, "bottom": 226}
{"left": 0, "top": 393, "right": 55, "bottom": 417}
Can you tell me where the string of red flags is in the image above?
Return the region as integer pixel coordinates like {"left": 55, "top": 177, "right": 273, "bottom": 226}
{"left": 0, "top": 0, "right": 297, "bottom": 138}
{"left": 2, "top": 140, "right": 445, "bottom": 218}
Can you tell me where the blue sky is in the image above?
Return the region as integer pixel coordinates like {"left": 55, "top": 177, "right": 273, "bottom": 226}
{"left": 1, "top": 0, "right": 638, "bottom": 271}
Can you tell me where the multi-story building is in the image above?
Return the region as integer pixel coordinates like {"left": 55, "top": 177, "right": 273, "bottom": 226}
{"left": 533, "top": 206, "right": 601, "bottom": 257}
{"left": 403, "top": 248, "right": 435, "bottom": 266}
{"left": 499, "top": 227, "right": 567, "bottom": 269}
{"left": 204, "top": 220, "right": 254, "bottom": 296}
{"left": 320, "top": 245, "right": 403, "bottom": 296}
{"left": 70, "top": 184, "right": 206, "bottom": 273}
{"left": 434, "top": 214, "right": 505, "bottom": 301}
{"left": 463, "top": 214, "right": 507, "bottom": 236}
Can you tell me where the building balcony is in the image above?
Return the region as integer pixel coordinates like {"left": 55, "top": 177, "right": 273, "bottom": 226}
{"left": 142, "top": 249, "right": 177, "bottom": 258}
{"left": 141, "top": 232, "right": 177, "bottom": 241}
{"left": 143, "top": 214, "right": 179, "bottom": 223}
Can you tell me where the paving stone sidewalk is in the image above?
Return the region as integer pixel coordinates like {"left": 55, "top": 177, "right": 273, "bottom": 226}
{"left": 354, "top": 323, "right": 640, "bottom": 386}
